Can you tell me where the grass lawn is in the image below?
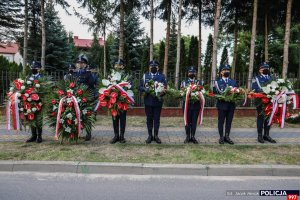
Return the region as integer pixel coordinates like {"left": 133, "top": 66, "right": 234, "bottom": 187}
{"left": 0, "top": 141, "right": 299, "bottom": 165}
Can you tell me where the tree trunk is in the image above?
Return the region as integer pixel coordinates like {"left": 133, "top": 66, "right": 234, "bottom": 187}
{"left": 175, "top": 0, "right": 182, "bottom": 89}
{"left": 197, "top": 1, "right": 202, "bottom": 81}
{"left": 41, "top": 0, "right": 46, "bottom": 70}
{"left": 247, "top": 0, "right": 258, "bottom": 90}
{"left": 298, "top": 43, "right": 300, "bottom": 79}
{"left": 118, "top": 0, "right": 125, "bottom": 60}
{"left": 23, "top": 0, "right": 28, "bottom": 73}
{"left": 150, "top": 0, "right": 154, "bottom": 61}
{"left": 103, "top": 25, "right": 107, "bottom": 77}
{"left": 282, "top": 0, "right": 293, "bottom": 79}
{"left": 264, "top": 12, "right": 269, "bottom": 62}
{"left": 231, "top": 8, "right": 238, "bottom": 79}
{"left": 163, "top": 1, "right": 172, "bottom": 76}
{"left": 210, "top": 0, "right": 222, "bottom": 88}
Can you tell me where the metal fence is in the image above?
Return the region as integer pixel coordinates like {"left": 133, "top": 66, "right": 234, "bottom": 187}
{"left": 1, "top": 70, "right": 299, "bottom": 107}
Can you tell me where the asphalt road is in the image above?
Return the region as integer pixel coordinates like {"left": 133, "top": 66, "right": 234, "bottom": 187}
{"left": 0, "top": 172, "right": 299, "bottom": 200}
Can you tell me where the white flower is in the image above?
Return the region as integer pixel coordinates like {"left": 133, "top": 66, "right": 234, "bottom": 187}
{"left": 19, "top": 108, "right": 24, "bottom": 111}
{"left": 102, "top": 79, "right": 110, "bottom": 86}
{"left": 99, "top": 88, "right": 106, "bottom": 94}
{"left": 29, "top": 77, "right": 34, "bottom": 81}
{"left": 275, "top": 91, "right": 280, "bottom": 95}
{"left": 35, "top": 84, "right": 40, "bottom": 88}
{"left": 191, "top": 93, "right": 196, "bottom": 97}
{"left": 66, "top": 113, "right": 73, "bottom": 119}
{"left": 111, "top": 71, "right": 121, "bottom": 81}
{"left": 21, "top": 86, "right": 25, "bottom": 90}
{"left": 66, "top": 98, "right": 73, "bottom": 103}
{"left": 24, "top": 113, "right": 28, "bottom": 115}
{"left": 66, "top": 89, "right": 73, "bottom": 94}
{"left": 74, "top": 119, "right": 78, "bottom": 125}
{"left": 17, "top": 100, "right": 20, "bottom": 103}
{"left": 27, "top": 109, "right": 31, "bottom": 113}
{"left": 126, "top": 84, "right": 132, "bottom": 89}
{"left": 262, "top": 86, "right": 271, "bottom": 94}
{"left": 270, "top": 81, "right": 279, "bottom": 89}
{"left": 32, "top": 108, "right": 37, "bottom": 112}
{"left": 25, "top": 93, "right": 29, "bottom": 97}
{"left": 17, "top": 93, "right": 21, "bottom": 97}
{"left": 39, "top": 102, "right": 42, "bottom": 106}
{"left": 281, "top": 86, "right": 289, "bottom": 93}
{"left": 277, "top": 79, "right": 284, "bottom": 83}
{"left": 27, "top": 81, "right": 32, "bottom": 85}
{"left": 287, "top": 101, "right": 292, "bottom": 104}
{"left": 27, "top": 98, "right": 32, "bottom": 102}
{"left": 9, "top": 87, "right": 14, "bottom": 91}
{"left": 127, "top": 90, "right": 134, "bottom": 97}
{"left": 60, "top": 119, "right": 64, "bottom": 124}
{"left": 82, "top": 109, "right": 87, "bottom": 115}
{"left": 236, "top": 89, "right": 240, "bottom": 93}
{"left": 53, "top": 105, "right": 58, "bottom": 111}
{"left": 65, "top": 127, "right": 71, "bottom": 133}
{"left": 76, "top": 97, "right": 81, "bottom": 103}
{"left": 195, "top": 91, "right": 200, "bottom": 96}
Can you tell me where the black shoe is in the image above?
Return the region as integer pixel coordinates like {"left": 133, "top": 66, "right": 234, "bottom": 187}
{"left": 36, "top": 134, "right": 42, "bottom": 143}
{"left": 110, "top": 136, "right": 119, "bottom": 144}
{"left": 263, "top": 135, "right": 276, "bottom": 143}
{"left": 258, "top": 135, "right": 264, "bottom": 143}
{"left": 224, "top": 134, "right": 234, "bottom": 145}
{"left": 146, "top": 136, "right": 153, "bottom": 144}
{"left": 26, "top": 135, "right": 37, "bottom": 143}
{"left": 190, "top": 137, "right": 198, "bottom": 144}
{"left": 119, "top": 134, "right": 126, "bottom": 143}
{"left": 184, "top": 137, "right": 190, "bottom": 144}
{"left": 154, "top": 136, "right": 161, "bottom": 144}
{"left": 219, "top": 137, "right": 224, "bottom": 144}
{"left": 85, "top": 133, "right": 91, "bottom": 141}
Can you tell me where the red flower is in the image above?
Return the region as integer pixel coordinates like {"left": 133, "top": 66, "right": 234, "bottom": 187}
{"left": 103, "top": 90, "right": 110, "bottom": 96}
{"left": 110, "top": 97, "right": 116, "bottom": 104}
{"left": 21, "top": 94, "right": 27, "bottom": 101}
{"left": 110, "top": 92, "right": 118, "bottom": 98}
{"left": 69, "top": 82, "right": 75, "bottom": 88}
{"left": 24, "top": 102, "right": 31, "bottom": 110}
{"left": 99, "top": 94, "right": 105, "bottom": 101}
{"left": 108, "top": 102, "right": 112, "bottom": 109}
{"left": 28, "top": 113, "right": 35, "bottom": 120}
{"left": 13, "top": 80, "right": 22, "bottom": 90}
{"left": 25, "top": 88, "right": 33, "bottom": 95}
{"left": 111, "top": 109, "right": 118, "bottom": 117}
{"left": 20, "top": 113, "right": 25, "bottom": 120}
{"left": 117, "top": 102, "right": 123, "bottom": 109}
{"left": 68, "top": 102, "right": 73, "bottom": 108}
{"left": 58, "top": 90, "right": 64, "bottom": 96}
{"left": 261, "top": 97, "right": 270, "bottom": 104}
{"left": 82, "top": 97, "right": 87, "bottom": 103}
{"left": 67, "top": 119, "right": 72, "bottom": 125}
{"left": 51, "top": 112, "right": 57, "bottom": 117}
{"left": 100, "top": 101, "right": 107, "bottom": 107}
{"left": 76, "top": 89, "right": 83, "bottom": 95}
{"left": 33, "top": 80, "right": 39, "bottom": 84}
{"left": 70, "top": 133, "right": 74, "bottom": 139}
{"left": 67, "top": 92, "right": 72, "bottom": 97}
{"left": 126, "top": 98, "right": 132, "bottom": 104}
{"left": 31, "top": 94, "right": 39, "bottom": 101}
{"left": 199, "top": 86, "right": 204, "bottom": 90}
{"left": 61, "top": 106, "right": 65, "bottom": 113}
{"left": 121, "top": 93, "right": 127, "bottom": 98}
{"left": 35, "top": 104, "right": 42, "bottom": 111}
{"left": 86, "top": 111, "right": 92, "bottom": 116}
{"left": 122, "top": 103, "right": 128, "bottom": 111}
{"left": 51, "top": 99, "right": 57, "bottom": 105}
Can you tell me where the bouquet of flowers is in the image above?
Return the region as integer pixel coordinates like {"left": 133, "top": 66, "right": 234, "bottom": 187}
{"left": 248, "top": 79, "right": 298, "bottom": 128}
{"left": 215, "top": 86, "right": 247, "bottom": 105}
{"left": 95, "top": 69, "right": 134, "bottom": 117}
{"left": 6, "top": 77, "right": 49, "bottom": 130}
{"left": 47, "top": 79, "right": 95, "bottom": 142}
{"left": 144, "top": 80, "right": 166, "bottom": 100}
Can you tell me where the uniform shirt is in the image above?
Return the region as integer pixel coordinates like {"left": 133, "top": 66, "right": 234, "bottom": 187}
{"left": 139, "top": 72, "right": 167, "bottom": 107}
{"left": 75, "top": 69, "right": 94, "bottom": 89}
{"left": 251, "top": 74, "right": 272, "bottom": 93}
{"left": 28, "top": 73, "right": 43, "bottom": 81}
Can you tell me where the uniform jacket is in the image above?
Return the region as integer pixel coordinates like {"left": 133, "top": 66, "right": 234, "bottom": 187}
{"left": 213, "top": 78, "right": 238, "bottom": 110}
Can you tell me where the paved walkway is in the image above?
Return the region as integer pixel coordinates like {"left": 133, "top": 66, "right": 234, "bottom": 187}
{"left": 0, "top": 124, "right": 299, "bottom": 144}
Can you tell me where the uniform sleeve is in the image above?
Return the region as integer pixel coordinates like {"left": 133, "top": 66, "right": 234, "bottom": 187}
{"left": 251, "top": 78, "right": 261, "bottom": 92}
{"left": 213, "top": 80, "right": 219, "bottom": 94}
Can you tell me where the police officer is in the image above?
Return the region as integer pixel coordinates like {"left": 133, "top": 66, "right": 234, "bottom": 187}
{"left": 86, "top": 64, "right": 99, "bottom": 100}
{"left": 213, "top": 65, "right": 237, "bottom": 145}
{"left": 64, "top": 64, "right": 76, "bottom": 81}
{"left": 75, "top": 55, "right": 94, "bottom": 141}
{"left": 139, "top": 60, "right": 167, "bottom": 144}
{"left": 26, "top": 61, "right": 43, "bottom": 143}
{"left": 251, "top": 62, "right": 276, "bottom": 143}
{"left": 181, "top": 66, "right": 202, "bottom": 144}
{"left": 110, "top": 59, "right": 129, "bottom": 144}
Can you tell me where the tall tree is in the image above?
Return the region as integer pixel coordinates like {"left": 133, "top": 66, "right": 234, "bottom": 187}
{"left": 23, "top": 0, "right": 29, "bottom": 73}
{"left": 282, "top": 0, "right": 293, "bottom": 78}
{"left": 158, "top": 41, "right": 165, "bottom": 68}
{"left": 41, "top": 0, "right": 45, "bottom": 69}
{"left": 175, "top": 0, "right": 183, "bottom": 88}
{"left": 203, "top": 34, "right": 213, "bottom": 74}
{"left": 247, "top": 0, "right": 258, "bottom": 89}
{"left": 220, "top": 46, "right": 229, "bottom": 66}
{"left": 211, "top": 0, "right": 222, "bottom": 87}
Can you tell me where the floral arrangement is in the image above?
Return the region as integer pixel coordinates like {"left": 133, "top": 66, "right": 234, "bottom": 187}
{"left": 248, "top": 79, "right": 298, "bottom": 128}
{"left": 47, "top": 79, "right": 95, "bottom": 142}
{"left": 144, "top": 79, "right": 166, "bottom": 101}
{"left": 95, "top": 69, "right": 134, "bottom": 117}
{"left": 6, "top": 77, "right": 49, "bottom": 130}
{"left": 215, "top": 86, "right": 247, "bottom": 105}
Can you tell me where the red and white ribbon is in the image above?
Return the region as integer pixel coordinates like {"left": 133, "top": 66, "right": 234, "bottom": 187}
{"left": 184, "top": 85, "right": 205, "bottom": 126}
{"left": 6, "top": 92, "right": 20, "bottom": 131}
{"left": 268, "top": 92, "right": 285, "bottom": 127}
{"left": 55, "top": 96, "right": 81, "bottom": 139}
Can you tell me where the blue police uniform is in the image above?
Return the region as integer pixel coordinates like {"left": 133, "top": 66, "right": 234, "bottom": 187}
{"left": 181, "top": 78, "right": 201, "bottom": 144}
{"left": 251, "top": 62, "right": 276, "bottom": 143}
{"left": 139, "top": 61, "right": 167, "bottom": 144}
{"left": 26, "top": 61, "right": 44, "bottom": 143}
{"left": 213, "top": 65, "right": 237, "bottom": 144}
{"left": 64, "top": 64, "right": 76, "bottom": 81}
